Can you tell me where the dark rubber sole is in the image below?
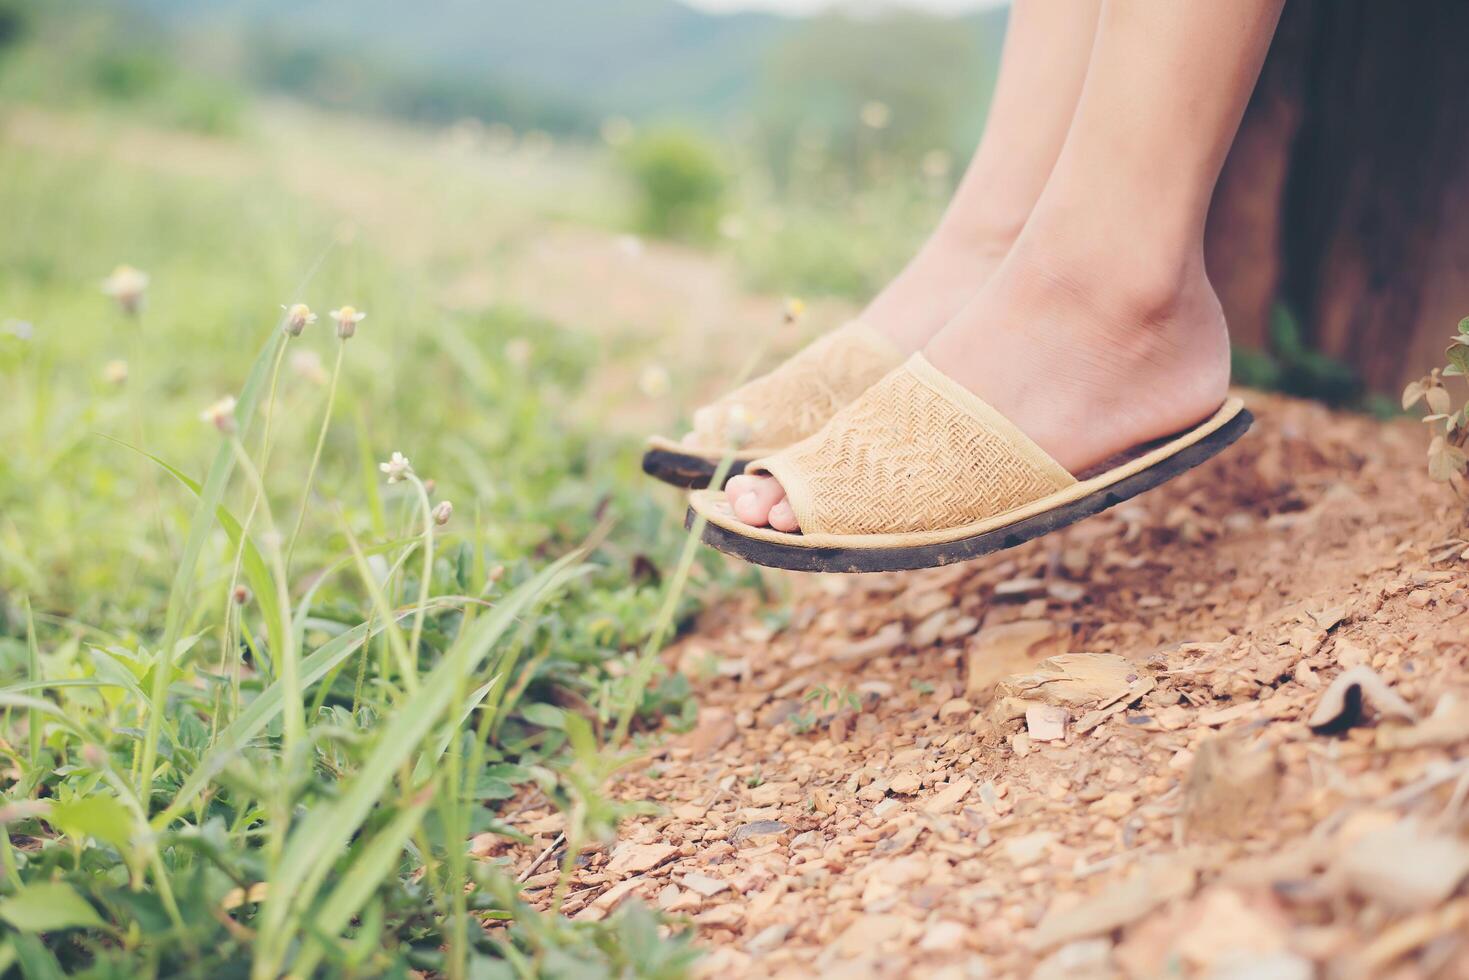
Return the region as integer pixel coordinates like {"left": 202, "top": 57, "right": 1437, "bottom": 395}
{"left": 687, "top": 409, "right": 1254, "bottom": 573}
{"left": 642, "top": 447, "right": 751, "bottom": 490}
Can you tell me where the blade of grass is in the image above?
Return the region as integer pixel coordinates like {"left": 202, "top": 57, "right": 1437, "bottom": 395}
{"left": 102, "top": 439, "right": 287, "bottom": 674}
{"left": 23, "top": 598, "right": 41, "bottom": 790}
{"left": 135, "top": 328, "right": 287, "bottom": 799}
{"left": 288, "top": 788, "right": 435, "bottom": 977}
{"left": 254, "top": 555, "right": 589, "bottom": 974}
{"left": 150, "top": 599, "right": 459, "bottom": 830}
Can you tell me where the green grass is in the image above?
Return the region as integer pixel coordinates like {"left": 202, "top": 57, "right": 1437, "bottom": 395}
{"left": 0, "top": 112, "right": 718, "bottom": 976}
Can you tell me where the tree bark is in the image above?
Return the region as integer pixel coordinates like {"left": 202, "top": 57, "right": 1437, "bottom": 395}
{"left": 1206, "top": 0, "right": 1469, "bottom": 396}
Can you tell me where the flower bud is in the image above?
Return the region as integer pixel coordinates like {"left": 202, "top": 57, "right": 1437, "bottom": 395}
{"left": 281, "top": 303, "right": 317, "bottom": 337}
{"left": 330, "top": 305, "right": 366, "bottom": 339}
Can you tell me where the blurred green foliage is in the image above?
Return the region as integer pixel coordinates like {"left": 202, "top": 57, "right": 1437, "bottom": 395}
{"left": 620, "top": 128, "right": 728, "bottom": 243}
{"left": 1231, "top": 305, "right": 1363, "bottom": 408}
{"left": 755, "top": 13, "right": 996, "bottom": 190}
{"left": 0, "top": 2, "right": 243, "bottom": 135}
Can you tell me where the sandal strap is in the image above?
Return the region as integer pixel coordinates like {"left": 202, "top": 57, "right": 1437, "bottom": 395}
{"left": 749, "top": 354, "right": 1076, "bottom": 535}
{"left": 689, "top": 321, "right": 901, "bottom": 451}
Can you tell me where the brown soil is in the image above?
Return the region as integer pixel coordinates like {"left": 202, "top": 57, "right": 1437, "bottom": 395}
{"left": 500, "top": 391, "right": 1469, "bottom": 978}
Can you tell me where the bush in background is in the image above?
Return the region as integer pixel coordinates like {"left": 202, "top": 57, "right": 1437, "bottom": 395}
{"left": 619, "top": 127, "right": 728, "bottom": 243}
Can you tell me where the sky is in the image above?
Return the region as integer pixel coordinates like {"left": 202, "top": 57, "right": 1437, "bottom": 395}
{"left": 681, "top": 0, "right": 1006, "bottom": 14}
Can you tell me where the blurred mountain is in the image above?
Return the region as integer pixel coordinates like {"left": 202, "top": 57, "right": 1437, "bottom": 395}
{"left": 117, "top": 0, "right": 1005, "bottom": 132}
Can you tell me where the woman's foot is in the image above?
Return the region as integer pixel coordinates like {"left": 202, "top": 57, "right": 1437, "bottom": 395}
{"left": 726, "top": 237, "right": 1232, "bottom": 531}
{"left": 680, "top": 228, "right": 1010, "bottom": 452}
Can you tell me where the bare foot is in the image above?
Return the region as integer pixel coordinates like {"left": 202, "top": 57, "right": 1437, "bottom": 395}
{"left": 729, "top": 238, "right": 1232, "bottom": 530}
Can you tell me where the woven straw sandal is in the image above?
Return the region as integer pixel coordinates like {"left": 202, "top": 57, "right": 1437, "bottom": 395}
{"left": 686, "top": 353, "right": 1252, "bottom": 573}
{"left": 642, "top": 321, "right": 903, "bottom": 489}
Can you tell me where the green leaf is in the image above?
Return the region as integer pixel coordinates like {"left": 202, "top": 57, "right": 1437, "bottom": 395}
{"left": 474, "top": 777, "right": 516, "bottom": 801}
{"left": 47, "top": 794, "right": 134, "bottom": 850}
{"left": 1458, "top": 315, "right": 1469, "bottom": 335}
{"left": 1447, "top": 342, "right": 1469, "bottom": 379}
{"left": 0, "top": 882, "right": 104, "bottom": 933}
{"left": 519, "top": 703, "right": 565, "bottom": 730}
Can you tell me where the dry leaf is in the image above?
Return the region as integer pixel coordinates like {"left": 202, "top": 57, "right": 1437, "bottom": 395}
{"left": 1307, "top": 665, "right": 1417, "bottom": 734}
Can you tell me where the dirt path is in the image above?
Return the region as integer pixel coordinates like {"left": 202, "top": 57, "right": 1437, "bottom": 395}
{"left": 498, "top": 392, "right": 1469, "bottom": 978}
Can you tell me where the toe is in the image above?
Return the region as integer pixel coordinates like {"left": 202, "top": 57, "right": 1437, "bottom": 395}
{"left": 725, "top": 474, "right": 757, "bottom": 498}
{"left": 728, "top": 475, "right": 786, "bottom": 526}
{"left": 768, "top": 496, "right": 800, "bottom": 532}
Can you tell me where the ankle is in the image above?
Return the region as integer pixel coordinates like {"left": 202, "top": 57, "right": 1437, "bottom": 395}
{"left": 1002, "top": 227, "right": 1215, "bottom": 340}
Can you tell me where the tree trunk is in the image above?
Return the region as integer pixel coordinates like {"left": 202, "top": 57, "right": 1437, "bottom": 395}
{"left": 1206, "top": 0, "right": 1469, "bottom": 397}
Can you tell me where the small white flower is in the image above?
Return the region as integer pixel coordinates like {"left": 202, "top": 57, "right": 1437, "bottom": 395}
{"left": 329, "top": 305, "right": 366, "bottom": 339}
{"left": 638, "top": 364, "right": 671, "bottom": 399}
{"left": 200, "top": 395, "right": 237, "bottom": 434}
{"left": 859, "top": 100, "right": 891, "bottom": 130}
{"left": 2, "top": 319, "right": 34, "bottom": 341}
{"left": 921, "top": 149, "right": 953, "bottom": 180}
{"left": 289, "top": 348, "right": 327, "bottom": 385}
{"left": 102, "top": 265, "right": 149, "bottom": 315}
{"left": 717, "top": 213, "right": 746, "bottom": 241}
{"left": 615, "top": 234, "right": 644, "bottom": 259}
{"left": 504, "top": 338, "right": 533, "bottom": 368}
{"left": 379, "top": 451, "right": 412, "bottom": 484}
{"left": 432, "top": 500, "right": 453, "bottom": 526}
{"left": 103, "top": 360, "right": 129, "bottom": 385}
{"left": 600, "top": 116, "right": 634, "bottom": 147}
{"left": 281, "top": 303, "right": 318, "bottom": 337}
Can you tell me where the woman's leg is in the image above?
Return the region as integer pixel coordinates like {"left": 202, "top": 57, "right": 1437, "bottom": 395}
{"left": 724, "top": 0, "right": 1100, "bottom": 520}
{"left": 860, "top": 0, "right": 1102, "bottom": 354}
{"left": 736, "top": 0, "right": 1285, "bottom": 532}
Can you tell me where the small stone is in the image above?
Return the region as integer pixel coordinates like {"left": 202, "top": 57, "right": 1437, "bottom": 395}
{"left": 1026, "top": 704, "right": 1070, "bottom": 741}
{"left": 730, "top": 820, "right": 790, "bottom": 844}
{"left": 1003, "top": 831, "right": 1055, "bottom": 868}
{"left": 994, "top": 576, "right": 1046, "bottom": 599}
{"left": 1046, "top": 581, "right": 1086, "bottom": 604}
{"left": 681, "top": 873, "right": 731, "bottom": 898}
{"left": 939, "top": 697, "right": 975, "bottom": 721}
{"left": 606, "top": 842, "right": 676, "bottom": 876}
{"left": 1091, "top": 791, "right": 1136, "bottom": 819}
{"left": 888, "top": 771, "right": 922, "bottom": 795}
{"left": 746, "top": 923, "right": 790, "bottom": 956}
{"left": 922, "top": 777, "right": 974, "bottom": 815}
{"left": 682, "top": 707, "right": 737, "bottom": 757}
{"left": 919, "top": 919, "right": 967, "bottom": 953}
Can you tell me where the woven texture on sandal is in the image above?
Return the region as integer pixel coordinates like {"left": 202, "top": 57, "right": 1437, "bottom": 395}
{"left": 751, "top": 354, "right": 1077, "bottom": 536}
{"left": 689, "top": 321, "right": 901, "bottom": 451}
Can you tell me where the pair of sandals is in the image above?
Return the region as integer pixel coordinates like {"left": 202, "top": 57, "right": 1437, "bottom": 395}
{"left": 643, "top": 321, "right": 1252, "bottom": 574}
